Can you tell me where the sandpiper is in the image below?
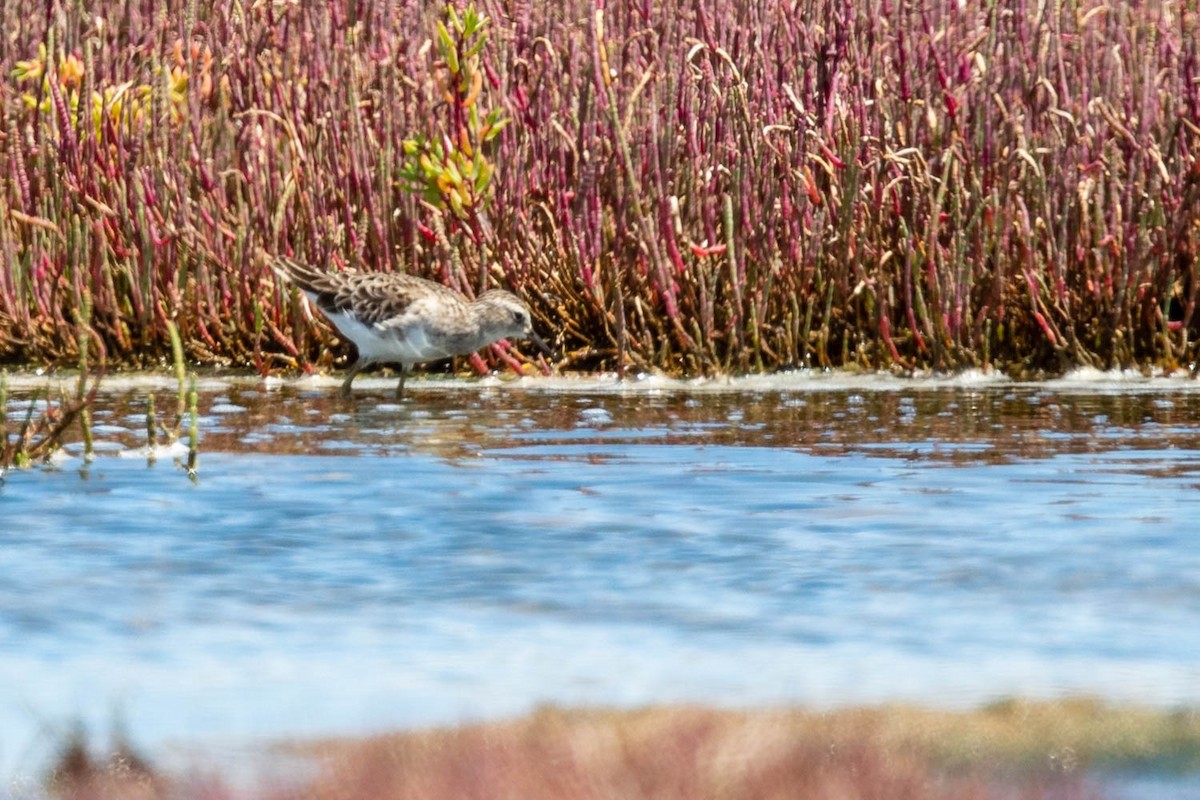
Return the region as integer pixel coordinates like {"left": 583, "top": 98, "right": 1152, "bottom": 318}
{"left": 273, "top": 256, "right": 549, "bottom": 399}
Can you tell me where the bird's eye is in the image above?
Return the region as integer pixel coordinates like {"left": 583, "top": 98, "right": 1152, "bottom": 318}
{"left": 512, "top": 310, "right": 525, "bottom": 325}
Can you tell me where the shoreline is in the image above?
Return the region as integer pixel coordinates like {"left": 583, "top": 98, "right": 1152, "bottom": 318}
{"left": 4, "top": 364, "right": 1200, "bottom": 396}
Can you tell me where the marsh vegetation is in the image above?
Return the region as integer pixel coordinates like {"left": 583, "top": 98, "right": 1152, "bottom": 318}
{"left": 1, "top": 0, "right": 1197, "bottom": 378}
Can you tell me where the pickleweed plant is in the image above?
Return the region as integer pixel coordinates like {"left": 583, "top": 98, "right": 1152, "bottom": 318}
{"left": 396, "top": 4, "right": 509, "bottom": 293}
{"left": 0, "top": 0, "right": 1196, "bottom": 377}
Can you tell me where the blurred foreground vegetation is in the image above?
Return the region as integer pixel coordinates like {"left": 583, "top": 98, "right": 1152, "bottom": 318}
{"left": 41, "top": 699, "right": 1200, "bottom": 800}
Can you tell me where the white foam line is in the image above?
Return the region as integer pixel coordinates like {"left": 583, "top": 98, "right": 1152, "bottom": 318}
{"left": 3, "top": 366, "right": 1197, "bottom": 396}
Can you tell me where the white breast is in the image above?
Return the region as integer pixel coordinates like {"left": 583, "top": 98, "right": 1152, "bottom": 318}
{"left": 324, "top": 310, "right": 445, "bottom": 364}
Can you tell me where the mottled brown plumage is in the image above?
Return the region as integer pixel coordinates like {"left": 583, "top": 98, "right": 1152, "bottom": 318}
{"left": 274, "top": 257, "right": 548, "bottom": 398}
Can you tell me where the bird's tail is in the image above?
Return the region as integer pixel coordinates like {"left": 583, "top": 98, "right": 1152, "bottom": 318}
{"left": 271, "top": 255, "right": 328, "bottom": 295}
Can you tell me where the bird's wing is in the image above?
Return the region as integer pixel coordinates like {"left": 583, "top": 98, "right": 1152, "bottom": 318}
{"left": 334, "top": 274, "right": 436, "bottom": 327}
{"left": 275, "top": 257, "right": 456, "bottom": 328}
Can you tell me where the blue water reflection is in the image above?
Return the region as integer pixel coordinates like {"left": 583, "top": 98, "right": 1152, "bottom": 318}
{"left": 2, "top": 378, "right": 1200, "bottom": 775}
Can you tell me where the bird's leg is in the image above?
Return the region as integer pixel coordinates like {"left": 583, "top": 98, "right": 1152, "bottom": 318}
{"left": 395, "top": 365, "right": 408, "bottom": 400}
{"left": 340, "top": 360, "right": 365, "bottom": 398}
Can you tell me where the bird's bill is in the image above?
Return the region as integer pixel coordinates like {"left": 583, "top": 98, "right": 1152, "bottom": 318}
{"left": 527, "top": 330, "right": 552, "bottom": 356}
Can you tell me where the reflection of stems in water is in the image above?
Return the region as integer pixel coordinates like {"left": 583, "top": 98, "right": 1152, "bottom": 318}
{"left": 120, "top": 322, "right": 201, "bottom": 472}
{"left": 0, "top": 292, "right": 105, "bottom": 473}
{"left": 145, "top": 393, "right": 158, "bottom": 463}
{"left": 186, "top": 376, "right": 200, "bottom": 478}
{"left": 77, "top": 292, "right": 96, "bottom": 462}
{"left": 81, "top": 407, "right": 94, "bottom": 462}
{"left": 168, "top": 321, "right": 187, "bottom": 428}
{"left": 15, "top": 390, "right": 37, "bottom": 468}
{"left": 0, "top": 377, "right": 104, "bottom": 473}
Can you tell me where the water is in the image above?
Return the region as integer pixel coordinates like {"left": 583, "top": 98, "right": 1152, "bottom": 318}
{"left": 2, "top": 370, "right": 1200, "bottom": 787}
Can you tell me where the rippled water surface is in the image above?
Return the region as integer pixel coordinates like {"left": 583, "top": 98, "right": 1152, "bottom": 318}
{"left": 3, "top": 371, "right": 1200, "bottom": 779}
